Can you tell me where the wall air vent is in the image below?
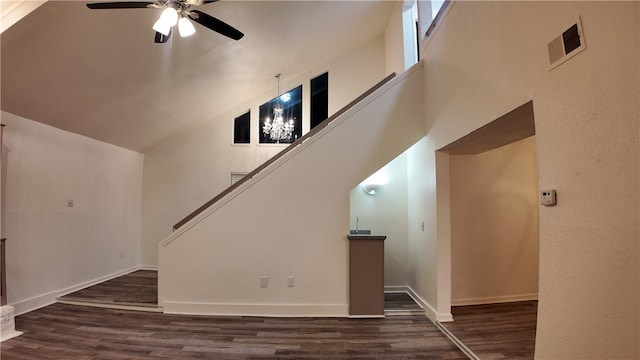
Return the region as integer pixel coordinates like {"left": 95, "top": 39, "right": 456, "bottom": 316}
{"left": 548, "top": 17, "right": 586, "bottom": 71}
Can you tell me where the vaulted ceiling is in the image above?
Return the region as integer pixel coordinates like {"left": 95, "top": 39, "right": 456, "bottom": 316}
{"left": 1, "top": 0, "right": 395, "bottom": 152}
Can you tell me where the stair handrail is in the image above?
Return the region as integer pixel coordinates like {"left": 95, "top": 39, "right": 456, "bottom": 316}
{"left": 173, "top": 72, "right": 397, "bottom": 231}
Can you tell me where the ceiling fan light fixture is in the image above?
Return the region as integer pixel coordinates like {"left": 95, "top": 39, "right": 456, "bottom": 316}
{"left": 153, "top": 6, "right": 180, "bottom": 36}
{"left": 153, "top": 17, "right": 172, "bottom": 36}
{"left": 159, "top": 7, "right": 179, "bottom": 27}
{"left": 178, "top": 17, "right": 196, "bottom": 37}
{"left": 87, "top": 0, "right": 244, "bottom": 43}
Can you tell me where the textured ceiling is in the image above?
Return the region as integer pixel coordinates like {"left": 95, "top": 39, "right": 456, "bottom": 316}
{"left": 1, "top": 0, "right": 395, "bottom": 152}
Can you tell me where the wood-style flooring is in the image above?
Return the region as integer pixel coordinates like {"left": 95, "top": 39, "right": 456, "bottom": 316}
{"left": 57, "top": 270, "right": 158, "bottom": 309}
{"left": 58, "top": 271, "right": 424, "bottom": 315}
{"left": 384, "top": 292, "right": 424, "bottom": 315}
{"left": 9, "top": 271, "right": 536, "bottom": 359}
{"left": 442, "top": 301, "right": 538, "bottom": 360}
{"left": 2, "top": 303, "right": 468, "bottom": 360}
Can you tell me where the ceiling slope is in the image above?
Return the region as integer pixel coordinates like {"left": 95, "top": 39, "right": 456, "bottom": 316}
{"left": 1, "top": 0, "right": 395, "bottom": 152}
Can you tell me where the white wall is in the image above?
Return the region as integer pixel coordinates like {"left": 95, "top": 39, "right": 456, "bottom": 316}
{"left": 406, "top": 137, "right": 446, "bottom": 319}
{"left": 158, "top": 64, "right": 425, "bottom": 317}
{"left": 141, "top": 37, "right": 387, "bottom": 266}
{"left": 1, "top": 112, "right": 143, "bottom": 314}
{"left": 349, "top": 153, "right": 409, "bottom": 288}
{"left": 384, "top": 1, "right": 405, "bottom": 75}
{"left": 450, "top": 136, "right": 539, "bottom": 305}
{"left": 422, "top": 1, "right": 639, "bottom": 358}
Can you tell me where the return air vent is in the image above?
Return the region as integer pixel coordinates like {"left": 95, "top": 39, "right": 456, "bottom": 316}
{"left": 548, "top": 17, "right": 586, "bottom": 70}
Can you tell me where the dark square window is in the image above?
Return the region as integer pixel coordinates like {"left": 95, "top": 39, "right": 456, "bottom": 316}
{"left": 234, "top": 111, "right": 250, "bottom": 144}
{"left": 310, "top": 72, "right": 328, "bottom": 129}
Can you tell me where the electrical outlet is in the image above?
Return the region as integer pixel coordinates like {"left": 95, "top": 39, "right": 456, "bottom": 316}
{"left": 541, "top": 189, "right": 557, "bottom": 206}
{"left": 120, "top": 252, "right": 124, "bottom": 259}
{"left": 287, "top": 276, "right": 295, "bottom": 287}
{"left": 260, "top": 276, "right": 268, "bottom": 288}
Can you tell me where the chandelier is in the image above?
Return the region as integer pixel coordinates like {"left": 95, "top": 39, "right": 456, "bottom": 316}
{"left": 263, "top": 74, "right": 295, "bottom": 143}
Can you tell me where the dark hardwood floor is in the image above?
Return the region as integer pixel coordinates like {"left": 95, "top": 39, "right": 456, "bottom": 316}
{"left": 442, "top": 301, "right": 538, "bottom": 360}
{"left": 384, "top": 292, "right": 424, "bottom": 315}
{"left": 10, "top": 271, "right": 536, "bottom": 359}
{"left": 2, "top": 303, "right": 469, "bottom": 359}
{"left": 57, "top": 270, "right": 158, "bottom": 309}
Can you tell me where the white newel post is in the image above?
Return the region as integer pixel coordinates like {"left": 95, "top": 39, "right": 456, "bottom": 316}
{"left": 0, "top": 123, "right": 22, "bottom": 342}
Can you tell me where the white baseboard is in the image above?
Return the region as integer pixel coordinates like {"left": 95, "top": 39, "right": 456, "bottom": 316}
{"left": 56, "top": 299, "right": 163, "bottom": 313}
{"left": 12, "top": 290, "right": 59, "bottom": 317}
{"left": 139, "top": 265, "right": 158, "bottom": 271}
{"left": 163, "top": 301, "right": 348, "bottom": 318}
{"left": 451, "top": 293, "right": 538, "bottom": 306}
{"left": 384, "top": 286, "right": 452, "bottom": 322}
{"left": 384, "top": 286, "right": 408, "bottom": 293}
{"left": 12, "top": 265, "right": 145, "bottom": 316}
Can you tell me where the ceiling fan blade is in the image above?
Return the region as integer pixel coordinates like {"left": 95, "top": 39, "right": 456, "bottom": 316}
{"left": 188, "top": 10, "right": 244, "bottom": 40}
{"left": 86, "top": 2, "right": 155, "bottom": 9}
{"left": 154, "top": 29, "right": 172, "bottom": 43}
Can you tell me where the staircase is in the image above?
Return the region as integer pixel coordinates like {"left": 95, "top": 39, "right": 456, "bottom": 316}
{"left": 158, "top": 62, "right": 425, "bottom": 317}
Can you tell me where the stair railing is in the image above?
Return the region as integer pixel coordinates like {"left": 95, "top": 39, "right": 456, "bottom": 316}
{"left": 173, "top": 73, "right": 397, "bottom": 231}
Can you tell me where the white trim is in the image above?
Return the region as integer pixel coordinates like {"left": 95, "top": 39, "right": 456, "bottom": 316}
{"left": 255, "top": 143, "right": 290, "bottom": 148}
{"left": 435, "top": 321, "right": 481, "bottom": 360}
{"left": 139, "top": 265, "right": 158, "bottom": 271}
{"left": 163, "top": 301, "right": 348, "bottom": 318}
{"left": 384, "top": 286, "right": 425, "bottom": 310}
{"left": 451, "top": 293, "right": 538, "bottom": 307}
{"left": 56, "top": 299, "right": 163, "bottom": 313}
{"left": 348, "top": 315, "right": 385, "bottom": 319}
{"left": 55, "top": 266, "right": 141, "bottom": 298}
{"left": 420, "top": 0, "right": 456, "bottom": 53}
{"left": 1, "top": 305, "right": 23, "bottom": 342}
{"left": 1, "top": 0, "right": 47, "bottom": 34}
{"left": 384, "top": 286, "right": 452, "bottom": 322}
{"left": 383, "top": 286, "right": 408, "bottom": 293}
{"left": 12, "top": 265, "right": 148, "bottom": 315}
{"left": 384, "top": 287, "right": 426, "bottom": 316}
{"left": 0, "top": 329, "right": 22, "bottom": 342}
{"left": 12, "top": 290, "right": 59, "bottom": 316}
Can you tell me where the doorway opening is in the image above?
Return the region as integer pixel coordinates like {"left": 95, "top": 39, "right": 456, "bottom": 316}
{"left": 438, "top": 101, "right": 539, "bottom": 359}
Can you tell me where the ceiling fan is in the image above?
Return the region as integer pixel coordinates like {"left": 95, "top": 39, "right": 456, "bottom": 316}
{"left": 86, "top": 0, "right": 244, "bottom": 43}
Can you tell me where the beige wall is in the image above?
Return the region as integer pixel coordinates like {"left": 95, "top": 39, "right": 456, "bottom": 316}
{"left": 141, "top": 37, "right": 387, "bottom": 266}
{"left": 384, "top": 1, "right": 405, "bottom": 76}
{"left": 406, "top": 137, "right": 449, "bottom": 320}
{"left": 349, "top": 153, "right": 409, "bottom": 288}
{"left": 450, "top": 136, "right": 539, "bottom": 305}
{"left": 158, "top": 65, "right": 425, "bottom": 317}
{"left": 423, "top": 1, "right": 639, "bottom": 358}
{"left": 1, "top": 112, "right": 143, "bottom": 314}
